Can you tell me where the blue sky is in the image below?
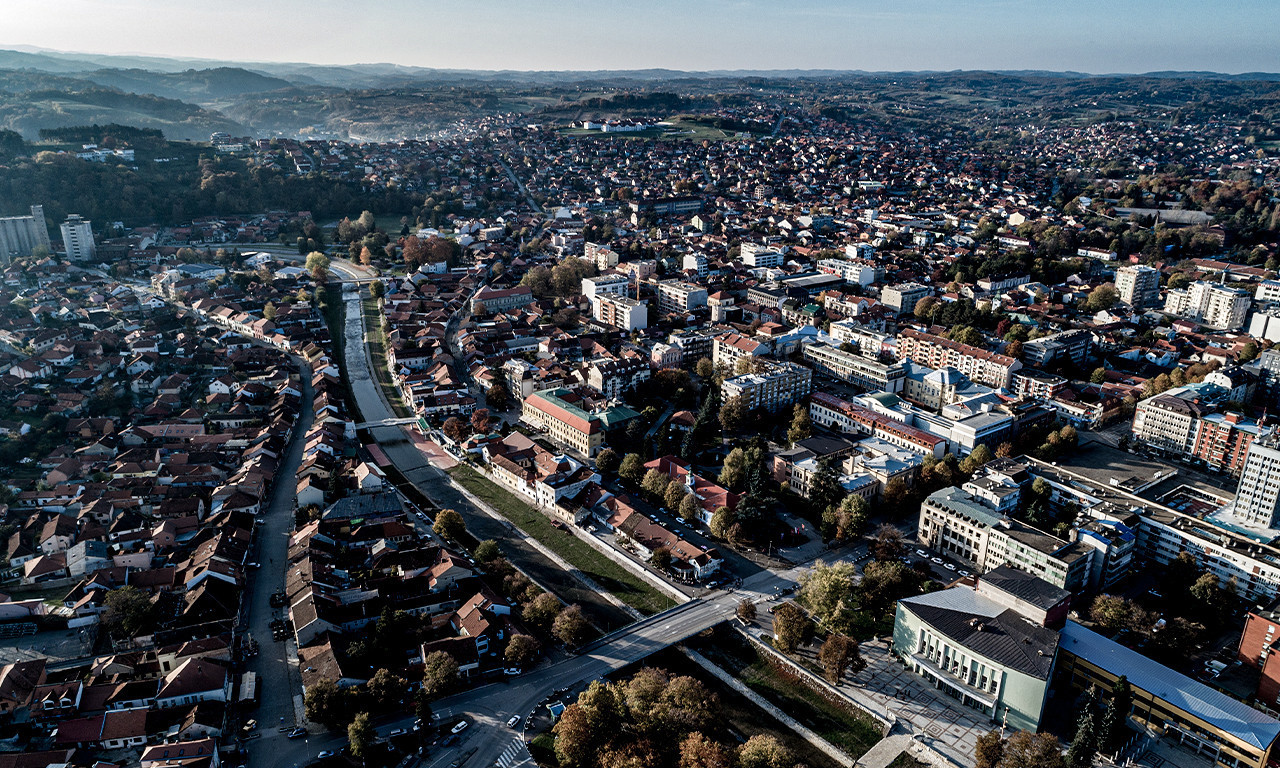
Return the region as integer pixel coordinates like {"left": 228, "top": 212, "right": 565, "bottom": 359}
{"left": 5, "top": 0, "right": 1279, "bottom": 73}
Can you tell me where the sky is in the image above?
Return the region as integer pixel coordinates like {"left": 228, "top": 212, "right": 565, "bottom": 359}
{"left": 4, "top": 0, "right": 1279, "bottom": 74}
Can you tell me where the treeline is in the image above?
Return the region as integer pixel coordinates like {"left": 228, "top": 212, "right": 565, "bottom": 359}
{"left": 576, "top": 91, "right": 687, "bottom": 110}
{"left": 0, "top": 149, "right": 419, "bottom": 227}
{"left": 38, "top": 124, "right": 165, "bottom": 144}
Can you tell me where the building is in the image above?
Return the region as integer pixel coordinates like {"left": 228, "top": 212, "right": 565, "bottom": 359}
{"left": 60, "top": 215, "right": 95, "bottom": 261}
{"left": 1132, "top": 383, "right": 1269, "bottom": 476}
{"left": 1230, "top": 436, "right": 1280, "bottom": 530}
{"left": 896, "top": 329, "right": 1021, "bottom": 389}
{"left": 881, "top": 283, "right": 931, "bottom": 315}
{"left": 628, "top": 196, "right": 703, "bottom": 216}
{"left": 1021, "top": 329, "right": 1093, "bottom": 367}
{"left": 0, "top": 205, "right": 51, "bottom": 263}
{"left": 471, "top": 285, "right": 533, "bottom": 315}
{"left": 520, "top": 388, "right": 640, "bottom": 457}
{"left": 917, "top": 486, "right": 1092, "bottom": 592}
{"left": 1238, "top": 599, "right": 1280, "bottom": 706}
{"left": 581, "top": 274, "right": 630, "bottom": 300}
{"left": 803, "top": 342, "right": 905, "bottom": 394}
{"left": 829, "top": 320, "right": 892, "bottom": 359}
{"left": 1057, "top": 621, "right": 1280, "bottom": 768}
{"left": 1012, "top": 370, "right": 1069, "bottom": 400}
{"left": 1165, "top": 280, "right": 1251, "bottom": 331}
{"left": 655, "top": 281, "right": 708, "bottom": 314}
{"left": 584, "top": 242, "right": 619, "bottom": 270}
{"left": 712, "top": 332, "right": 770, "bottom": 369}
{"left": 809, "top": 392, "right": 947, "bottom": 458}
{"left": 739, "top": 242, "right": 784, "bottom": 268}
{"left": 891, "top": 569, "right": 1065, "bottom": 731}
{"left": 817, "top": 257, "right": 880, "bottom": 286}
{"left": 591, "top": 294, "right": 648, "bottom": 332}
{"left": 721, "top": 361, "right": 812, "bottom": 412}
{"left": 1116, "top": 264, "right": 1161, "bottom": 309}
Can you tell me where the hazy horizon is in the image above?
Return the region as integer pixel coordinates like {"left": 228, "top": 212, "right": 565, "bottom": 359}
{"left": 4, "top": 0, "right": 1279, "bottom": 75}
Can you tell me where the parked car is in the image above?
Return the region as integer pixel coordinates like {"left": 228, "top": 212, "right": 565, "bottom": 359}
{"left": 287, "top": 727, "right": 306, "bottom": 739}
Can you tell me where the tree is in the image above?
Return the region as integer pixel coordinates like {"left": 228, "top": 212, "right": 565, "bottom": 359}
{"left": 1090, "top": 367, "right": 1108, "bottom": 384}
{"left": 369, "top": 280, "right": 385, "bottom": 299}
{"left": 960, "top": 443, "right": 994, "bottom": 476}
{"left": 870, "top": 524, "right": 907, "bottom": 562}
{"left": 997, "top": 730, "right": 1066, "bottom": 768}
{"left": 825, "top": 494, "right": 870, "bottom": 542}
{"left": 642, "top": 469, "right": 671, "bottom": 501}
{"left": 787, "top": 403, "right": 812, "bottom": 444}
{"left": 975, "top": 731, "right": 1005, "bottom": 768}
{"left": 304, "top": 678, "right": 350, "bottom": 729}
{"left": 262, "top": 301, "right": 276, "bottom": 320}
{"left": 421, "top": 651, "right": 460, "bottom": 699}
{"left": 1100, "top": 676, "right": 1132, "bottom": 753}
{"left": 366, "top": 668, "right": 407, "bottom": 713}
{"left": 553, "top": 604, "right": 591, "bottom": 647}
{"left": 553, "top": 703, "right": 597, "bottom": 768}
{"left": 305, "top": 251, "right": 331, "bottom": 280}
{"left": 679, "top": 732, "right": 732, "bottom": 768}
{"left": 1190, "top": 571, "right": 1221, "bottom": 609}
{"left": 348, "top": 712, "right": 376, "bottom": 762}
{"left": 433, "top": 508, "right": 466, "bottom": 541}
{"left": 486, "top": 381, "right": 510, "bottom": 411}
{"left": 736, "top": 734, "right": 792, "bottom": 768}
{"left": 678, "top": 494, "right": 702, "bottom": 522}
{"left": 1089, "top": 594, "right": 1135, "bottom": 636}
{"left": 914, "top": 295, "right": 940, "bottom": 319}
{"left": 1066, "top": 688, "right": 1100, "bottom": 768}
{"left": 595, "top": 448, "right": 620, "bottom": 477}
{"left": 771, "top": 601, "right": 810, "bottom": 653}
{"left": 505, "top": 634, "right": 541, "bottom": 669}
{"left": 809, "top": 455, "right": 846, "bottom": 516}
{"left": 1082, "top": 283, "right": 1118, "bottom": 313}
{"left": 736, "top": 599, "right": 757, "bottom": 624}
{"left": 719, "top": 394, "right": 750, "bottom": 433}
{"left": 470, "top": 407, "right": 492, "bottom": 434}
{"left": 619, "top": 453, "right": 646, "bottom": 486}
{"left": 818, "top": 634, "right": 865, "bottom": 684}
{"left": 695, "top": 357, "right": 715, "bottom": 379}
{"left": 1241, "top": 341, "right": 1260, "bottom": 362}
{"left": 474, "top": 539, "right": 500, "bottom": 563}
{"left": 719, "top": 447, "right": 747, "bottom": 490}
{"left": 101, "top": 586, "right": 157, "bottom": 639}
{"left": 951, "top": 325, "right": 985, "bottom": 346}
{"left": 524, "top": 592, "right": 563, "bottom": 629}
{"left": 412, "top": 687, "right": 434, "bottom": 721}
{"left": 442, "top": 416, "right": 469, "bottom": 443}
{"left": 709, "top": 506, "right": 735, "bottom": 539}
{"left": 665, "top": 480, "right": 690, "bottom": 511}
{"left": 651, "top": 546, "right": 674, "bottom": 572}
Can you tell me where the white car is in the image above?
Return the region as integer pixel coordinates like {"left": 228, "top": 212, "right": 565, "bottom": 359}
{"left": 930, "top": 557, "right": 943, "bottom": 565}
{"left": 451, "top": 720, "right": 469, "bottom": 734}
{"left": 915, "top": 549, "right": 928, "bottom": 557}
{"left": 507, "top": 715, "right": 520, "bottom": 728}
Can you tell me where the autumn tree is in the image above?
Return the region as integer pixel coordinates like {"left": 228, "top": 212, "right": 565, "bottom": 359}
{"left": 678, "top": 494, "right": 702, "bottom": 522}
{"left": 665, "top": 480, "right": 690, "bottom": 511}
{"left": 975, "top": 730, "right": 1005, "bottom": 768}
{"left": 787, "top": 403, "right": 812, "bottom": 444}
{"left": 709, "top": 506, "right": 735, "bottom": 539}
{"left": 523, "top": 592, "right": 563, "bottom": 630}
{"left": 771, "top": 601, "right": 810, "bottom": 653}
{"left": 486, "top": 381, "right": 510, "bottom": 411}
{"left": 679, "top": 732, "right": 732, "bottom": 768}
{"left": 553, "top": 703, "right": 597, "bottom": 768}
{"left": 736, "top": 599, "right": 757, "bottom": 624}
{"left": 719, "top": 394, "right": 750, "bottom": 433}
{"left": 442, "top": 416, "right": 469, "bottom": 443}
{"left": 870, "top": 524, "right": 907, "bottom": 562}
{"left": 818, "top": 634, "right": 865, "bottom": 684}
{"left": 997, "top": 730, "right": 1066, "bottom": 768}
{"left": 432, "top": 508, "right": 465, "bottom": 541}
{"left": 421, "top": 651, "right": 460, "bottom": 699}
{"left": 505, "top": 634, "right": 541, "bottom": 669}
{"left": 553, "top": 604, "right": 592, "bottom": 647}
{"left": 619, "top": 453, "right": 646, "bottom": 486}
{"left": 595, "top": 448, "right": 621, "bottom": 477}
{"left": 736, "top": 734, "right": 793, "bottom": 768}
{"left": 719, "top": 447, "right": 747, "bottom": 490}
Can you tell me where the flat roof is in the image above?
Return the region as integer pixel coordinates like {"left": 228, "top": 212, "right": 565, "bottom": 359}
{"left": 1059, "top": 621, "right": 1280, "bottom": 751}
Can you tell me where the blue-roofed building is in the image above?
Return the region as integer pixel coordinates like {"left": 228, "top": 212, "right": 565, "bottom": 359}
{"left": 1056, "top": 621, "right": 1280, "bottom": 768}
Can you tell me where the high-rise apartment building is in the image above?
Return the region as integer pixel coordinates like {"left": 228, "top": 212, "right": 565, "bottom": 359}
{"left": 1115, "top": 264, "right": 1160, "bottom": 309}
{"left": 60, "top": 215, "right": 96, "bottom": 261}
{"left": 0, "top": 205, "right": 51, "bottom": 263}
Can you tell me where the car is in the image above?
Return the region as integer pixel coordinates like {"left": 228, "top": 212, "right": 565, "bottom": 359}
{"left": 243, "top": 719, "right": 257, "bottom": 730}
{"left": 389, "top": 728, "right": 407, "bottom": 737}
{"left": 287, "top": 727, "right": 306, "bottom": 739}
{"left": 915, "top": 549, "right": 929, "bottom": 557}
{"left": 504, "top": 667, "right": 522, "bottom": 676}
{"left": 417, "top": 511, "right": 427, "bottom": 519}
{"left": 958, "top": 570, "right": 972, "bottom": 577}
{"left": 413, "top": 719, "right": 424, "bottom": 732}
{"left": 451, "top": 720, "right": 469, "bottom": 734}
{"left": 587, "top": 524, "right": 597, "bottom": 533}
{"left": 944, "top": 563, "right": 957, "bottom": 571}
{"left": 931, "top": 557, "right": 943, "bottom": 564}
{"left": 318, "top": 751, "right": 335, "bottom": 758}
{"left": 507, "top": 715, "right": 520, "bottom": 727}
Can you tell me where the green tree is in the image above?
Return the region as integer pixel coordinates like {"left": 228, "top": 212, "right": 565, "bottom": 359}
{"left": 914, "top": 295, "right": 940, "bottom": 320}
{"left": 262, "top": 301, "right": 276, "bottom": 320}
{"left": 619, "top": 453, "right": 646, "bottom": 486}
{"left": 799, "top": 560, "right": 859, "bottom": 631}
{"left": 366, "top": 668, "right": 406, "bottom": 713}
{"left": 432, "top": 508, "right": 466, "bottom": 541}
{"left": 421, "top": 651, "right": 460, "bottom": 699}
{"left": 695, "top": 357, "right": 715, "bottom": 379}
{"left": 950, "top": 325, "right": 985, "bottom": 346}
{"left": 809, "top": 455, "right": 846, "bottom": 517}
{"left": 305, "top": 250, "right": 331, "bottom": 279}
{"left": 1100, "top": 677, "right": 1132, "bottom": 753}
{"left": 595, "top": 448, "right": 621, "bottom": 477}
{"left": 1082, "top": 283, "right": 1118, "bottom": 313}
{"left": 101, "top": 586, "right": 157, "bottom": 639}
{"left": 1066, "top": 688, "right": 1100, "bottom": 768}
{"left": 771, "top": 601, "right": 810, "bottom": 653}
{"left": 523, "top": 592, "right": 563, "bottom": 629}
{"left": 736, "top": 734, "right": 792, "bottom": 768}
{"left": 1089, "top": 594, "right": 1135, "bottom": 636}
{"left": 719, "top": 447, "right": 747, "bottom": 490}
{"left": 787, "top": 403, "right": 812, "bottom": 444}
{"left": 736, "top": 599, "right": 757, "bottom": 624}
{"left": 1090, "top": 367, "right": 1108, "bottom": 384}
{"left": 719, "top": 394, "right": 750, "bottom": 433}
{"left": 304, "top": 678, "right": 351, "bottom": 729}
{"left": 474, "top": 539, "right": 500, "bottom": 563}
{"left": 678, "top": 494, "right": 702, "bottom": 522}
{"left": 870, "top": 523, "right": 907, "bottom": 562}
{"left": 369, "top": 280, "right": 385, "bottom": 299}
{"left": 651, "top": 546, "right": 674, "bottom": 572}
{"left": 709, "top": 506, "right": 735, "bottom": 538}
{"left": 505, "top": 634, "right": 541, "bottom": 669}
{"left": 348, "top": 712, "right": 376, "bottom": 762}
{"left": 665, "top": 480, "right": 690, "bottom": 511}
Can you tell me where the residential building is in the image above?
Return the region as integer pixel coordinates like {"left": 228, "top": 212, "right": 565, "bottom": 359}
{"left": 829, "top": 320, "right": 892, "bottom": 359}
{"left": 581, "top": 274, "right": 630, "bottom": 300}
{"left": 739, "top": 242, "right": 784, "bottom": 268}
{"left": 881, "top": 283, "right": 932, "bottom": 314}
{"left": 655, "top": 281, "right": 708, "bottom": 314}
{"left": 591, "top": 294, "right": 648, "bottom": 332}
{"left": 1021, "top": 329, "right": 1093, "bottom": 367}
{"left": 1229, "top": 436, "right": 1280, "bottom": 530}
{"left": 1165, "top": 280, "right": 1251, "bottom": 331}
{"left": 896, "top": 329, "right": 1021, "bottom": 389}
{"left": 721, "top": 361, "right": 812, "bottom": 412}
{"left": 1131, "top": 383, "right": 1269, "bottom": 476}
{"left": 1116, "top": 264, "right": 1161, "bottom": 308}
{"left": 584, "top": 242, "right": 619, "bottom": 270}
{"left": 802, "top": 342, "right": 905, "bottom": 394}
{"left": 59, "top": 215, "right": 95, "bottom": 261}
{"left": 712, "top": 332, "right": 770, "bottom": 369}
{"left": 520, "top": 388, "right": 640, "bottom": 457}
{"left": 470, "top": 285, "right": 533, "bottom": 315}
{"left": 817, "top": 257, "right": 880, "bottom": 286}
{"left": 809, "top": 392, "right": 946, "bottom": 458}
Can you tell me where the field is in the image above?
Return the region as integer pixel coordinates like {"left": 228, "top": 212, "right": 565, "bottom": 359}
{"left": 556, "top": 117, "right": 753, "bottom": 142}
{"left": 447, "top": 463, "right": 670, "bottom": 615}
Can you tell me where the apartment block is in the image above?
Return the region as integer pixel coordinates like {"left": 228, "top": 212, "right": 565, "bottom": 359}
{"left": 655, "top": 280, "right": 708, "bottom": 314}
{"left": 591, "top": 294, "right": 648, "bottom": 332}
{"left": 1165, "top": 280, "right": 1250, "bottom": 331}
{"left": 739, "top": 242, "right": 784, "bottom": 268}
{"left": 721, "top": 361, "right": 812, "bottom": 412}
{"left": 1115, "top": 264, "right": 1161, "bottom": 309}
{"left": 881, "top": 282, "right": 932, "bottom": 314}
{"left": 803, "top": 342, "right": 905, "bottom": 394}
{"left": 896, "top": 329, "right": 1021, "bottom": 389}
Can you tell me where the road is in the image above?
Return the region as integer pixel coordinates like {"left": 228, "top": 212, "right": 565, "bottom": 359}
{"left": 265, "top": 567, "right": 801, "bottom": 768}
{"left": 242, "top": 361, "right": 316, "bottom": 764}
{"left": 498, "top": 157, "right": 543, "bottom": 214}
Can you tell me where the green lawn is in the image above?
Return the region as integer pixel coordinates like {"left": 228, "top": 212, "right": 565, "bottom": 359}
{"left": 694, "top": 629, "right": 883, "bottom": 760}
{"left": 361, "top": 297, "right": 415, "bottom": 419}
{"left": 448, "top": 464, "right": 670, "bottom": 615}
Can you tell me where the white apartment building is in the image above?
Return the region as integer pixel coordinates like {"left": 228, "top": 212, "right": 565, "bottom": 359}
{"left": 60, "top": 215, "right": 96, "bottom": 261}
{"left": 581, "top": 274, "right": 630, "bottom": 300}
{"left": 682, "top": 252, "right": 708, "bottom": 279}
{"left": 829, "top": 320, "right": 892, "bottom": 358}
{"left": 1164, "top": 280, "right": 1250, "bottom": 331}
{"left": 591, "top": 294, "right": 648, "bottom": 332}
{"left": 712, "top": 332, "right": 771, "bottom": 369}
{"left": 817, "top": 257, "right": 880, "bottom": 286}
{"left": 584, "top": 241, "right": 619, "bottom": 270}
{"left": 721, "top": 361, "right": 812, "bottom": 412}
{"left": 1230, "top": 436, "right": 1280, "bottom": 529}
{"left": 896, "top": 329, "right": 1021, "bottom": 390}
{"left": 1256, "top": 280, "right": 1280, "bottom": 304}
{"left": 739, "top": 242, "right": 784, "bottom": 268}
{"left": 803, "top": 342, "right": 905, "bottom": 394}
{"left": 656, "top": 281, "right": 708, "bottom": 314}
{"left": 1115, "top": 264, "right": 1160, "bottom": 309}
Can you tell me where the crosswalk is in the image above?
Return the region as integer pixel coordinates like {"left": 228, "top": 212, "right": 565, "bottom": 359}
{"left": 494, "top": 736, "right": 532, "bottom": 768}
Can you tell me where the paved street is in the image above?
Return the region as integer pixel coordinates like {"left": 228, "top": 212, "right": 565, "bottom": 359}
{"left": 245, "top": 362, "right": 316, "bottom": 765}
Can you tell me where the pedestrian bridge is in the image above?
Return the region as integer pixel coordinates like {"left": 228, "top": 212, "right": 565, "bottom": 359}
{"left": 353, "top": 417, "right": 423, "bottom": 429}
